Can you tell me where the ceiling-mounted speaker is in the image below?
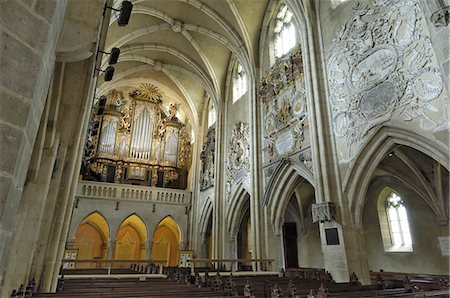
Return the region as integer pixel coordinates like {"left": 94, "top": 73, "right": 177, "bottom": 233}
{"left": 118, "top": 1, "right": 133, "bottom": 27}
{"left": 104, "top": 66, "right": 115, "bottom": 81}
{"left": 109, "top": 47, "right": 120, "bottom": 64}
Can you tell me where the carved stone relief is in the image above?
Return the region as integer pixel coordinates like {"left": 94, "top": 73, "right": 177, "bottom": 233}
{"left": 226, "top": 122, "right": 250, "bottom": 200}
{"left": 327, "top": 0, "right": 448, "bottom": 160}
{"left": 259, "top": 48, "right": 310, "bottom": 165}
{"left": 312, "top": 202, "right": 337, "bottom": 223}
{"left": 200, "top": 127, "right": 215, "bottom": 191}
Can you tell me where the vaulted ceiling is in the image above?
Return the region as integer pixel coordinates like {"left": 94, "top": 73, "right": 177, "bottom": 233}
{"left": 97, "top": 0, "right": 270, "bottom": 131}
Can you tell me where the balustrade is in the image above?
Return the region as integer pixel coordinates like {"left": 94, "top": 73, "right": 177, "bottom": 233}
{"left": 77, "top": 181, "right": 191, "bottom": 205}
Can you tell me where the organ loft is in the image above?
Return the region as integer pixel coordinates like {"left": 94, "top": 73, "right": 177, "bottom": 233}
{"left": 0, "top": 0, "right": 449, "bottom": 297}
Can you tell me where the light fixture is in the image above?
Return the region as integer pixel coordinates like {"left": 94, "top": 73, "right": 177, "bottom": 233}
{"left": 99, "top": 47, "right": 121, "bottom": 65}
{"left": 115, "top": 202, "right": 120, "bottom": 210}
{"left": 107, "top": 1, "right": 133, "bottom": 27}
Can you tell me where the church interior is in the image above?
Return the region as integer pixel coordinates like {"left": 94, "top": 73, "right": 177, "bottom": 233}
{"left": 0, "top": 0, "right": 449, "bottom": 296}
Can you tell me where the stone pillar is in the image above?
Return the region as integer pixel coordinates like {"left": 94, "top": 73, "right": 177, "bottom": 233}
{"left": 0, "top": 1, "right": 69, "bottom": 295}
{"left": 313, "top": 202, "right": 370, "bottom": 284}
{"left": 144, "top": 240, "right": 153, "bottom": 259}
{"left": 106, "top": 239, "right": 116, "bottom": 260}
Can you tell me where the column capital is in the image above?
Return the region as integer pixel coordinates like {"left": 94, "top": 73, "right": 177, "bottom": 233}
{"left": 312, "top": 202, "right": 337, "bottom": 223}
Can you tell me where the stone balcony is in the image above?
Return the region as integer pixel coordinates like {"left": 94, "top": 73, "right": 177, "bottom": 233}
{"left": 76, "top": 180, "right": 191, "bottom": 206}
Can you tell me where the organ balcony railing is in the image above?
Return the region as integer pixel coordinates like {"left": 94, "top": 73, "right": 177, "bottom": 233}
{"left": 76, "top": 180, "right": 191, "bottom": 205}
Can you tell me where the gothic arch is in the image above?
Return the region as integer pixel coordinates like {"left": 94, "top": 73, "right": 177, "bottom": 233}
{"left": 70, "top": 210, "right": 110, "bottom": 240}
{"left": 199, "top": 199, "right": 213, "bottom": 237}
{"left": 227, "top": 186, "right": 251, "bottom": 237}
{"left": 263, "top": 159, "right": 315, "bottom": 236}
{"left": 151, "top": 214, "right": 184, "bottom": 242}
{"left": 264, "top": 158, "right": 314, "bottom": 205}
{"left": 114, "top": 213, "right": 148, "bottom": 241}
{"left": 346, "top": 126, "right": 449, "bottom": 227}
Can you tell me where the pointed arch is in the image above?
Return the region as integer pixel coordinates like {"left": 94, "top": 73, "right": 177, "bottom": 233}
{"left": 152, "top": 216, "right": 182, "bottom": 242}
{"left": 263, "top": 158, "right": 315, "bottom": 236}
{"left": 346, "top": 126, "right": 449, "bottom": 227}
{"left": 116, "top": 213, "right": 148, "bottom": 241}
{"left": 264, "top": 158, "right": 314, "bottom": 206}
{"left": 151, "top": 216, "right": 182, "bottom": 266}
{"left": 199, "top": 198, "right": 213, "bottom": 237}
{"left": 72, "top": 210, "right": 110, "bottom": 240}
{"left": 227, "top": 186, "right": 251, "bottom": 236}
{"left": 73, "top": 211, "right": 110, "bottom": 266}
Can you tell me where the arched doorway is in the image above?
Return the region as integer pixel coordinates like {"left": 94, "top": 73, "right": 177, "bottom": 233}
{"left": 279, "top": 178, "right": 322, "bottom": 269}
{"left": 115, "top": 214, "right": 147, "bottom": 264}
{"left": 237, "top": 195, "right": 252, "bottom": 270}
{"left": 151, "top": 216, "right": 181, "bottom": 267}
{"left": 73, "top": 212, "right": 109, "bottom": 268}
{"left": 205, "top": 213, "right": 213, "bottom": 260}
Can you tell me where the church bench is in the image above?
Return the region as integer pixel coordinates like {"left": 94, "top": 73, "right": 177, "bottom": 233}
{"left": 370, "top": 270, "right": 449, "bottom": 290}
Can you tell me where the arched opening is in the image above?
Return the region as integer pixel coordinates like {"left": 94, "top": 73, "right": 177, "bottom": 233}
{"left": 362, "top": 145, "right": 449, "bottom": 274}
{"left": 205, "top": 213, "right": 213, "bottom": 260}
{"left": 281, "top": 180, "right": 322, "bottom": 269}
{"left": 73, "top": 212, "right": 109, "bottom": 268}
{"left": 237, "top": 194, "right": 252, "bottom": 270}
{"left": 115, "top": 214, "right": 147, "bottom": 265}
{"left": 151, "top": 216, "right": 181, "bottom": 267}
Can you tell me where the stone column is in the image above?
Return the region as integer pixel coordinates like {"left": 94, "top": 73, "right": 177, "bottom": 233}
{"left": 106, "top": 239, "right": 116, "bottom": 260}
{"left": 144, "top": 240, "right": 153, "bottom": 259}
{"left": 285, "top": 0, "right": 370, "bottom": 284}
{"left": 0, "top": 1, "right": 69, "bottom": 295}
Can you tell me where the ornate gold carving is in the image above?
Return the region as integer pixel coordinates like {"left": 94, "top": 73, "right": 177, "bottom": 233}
{"left": 82, "top": 85, "right": 191, "bottom": 185}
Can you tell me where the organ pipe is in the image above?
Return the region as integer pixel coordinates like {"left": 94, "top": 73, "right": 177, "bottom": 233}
{"left": 87, "top": 84, "right": 191, "bottom": 183}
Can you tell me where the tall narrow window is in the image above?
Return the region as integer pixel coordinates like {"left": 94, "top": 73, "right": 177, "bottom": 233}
{"left": 386, "top": 193, "right": 412, "bottom": 248}
{"left": 233, "top": 63, "right": 247, "bottom": 102}
{"left": 208, "top": 103, "right": 216, "bottom": 128}
{"left": 274, "top": 5, "right": 296, "bottom": 58}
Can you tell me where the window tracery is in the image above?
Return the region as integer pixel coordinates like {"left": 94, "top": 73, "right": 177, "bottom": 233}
{"left": 274, "top": 4, "right": 296, "bottom": 58}
{"left": 386, "top": 193, "right": 413, "bottom": 249}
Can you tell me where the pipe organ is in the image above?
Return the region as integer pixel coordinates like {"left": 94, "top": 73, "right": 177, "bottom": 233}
{"left": 82, "top": 84, "right": 191, "bottom": 189}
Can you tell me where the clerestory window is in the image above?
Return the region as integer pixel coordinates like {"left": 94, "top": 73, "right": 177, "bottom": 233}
{"left": 233, "top": 64, "right": 247, "bottom": 103}
{"left": 274, "top": 5, "right": 296, "bottom": 58}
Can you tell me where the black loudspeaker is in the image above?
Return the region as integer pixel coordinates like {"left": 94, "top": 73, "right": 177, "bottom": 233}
{"left": 104, "top": 66, "right": 115, "bottom": 81}
{"left": 97, "top": 108, "right": 104, "bottom": 115}
{"left": 98, "top": 95, "right": 107, "bottom": 107}
{"left": 118, "top": 1, "right": 133, "bottom": 27}
{"left": 109, "top": 47, "right": 120, "bottom": 64}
